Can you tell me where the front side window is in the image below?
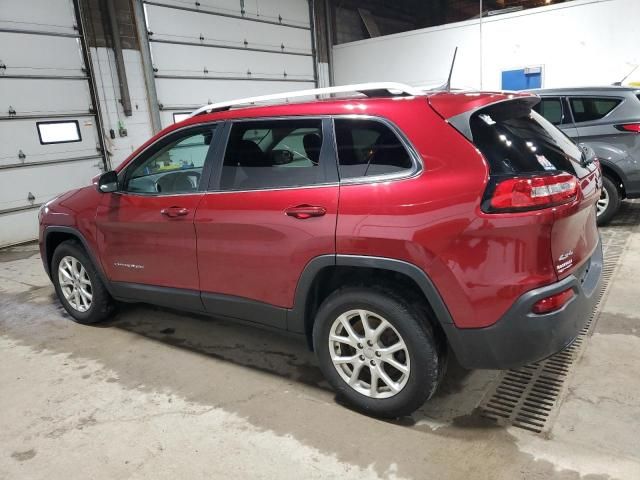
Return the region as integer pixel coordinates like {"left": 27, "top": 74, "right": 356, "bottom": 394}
{"left": 533, "top": 97, "right": 563, "bottom": 125}
{"left": 569, "top": 97, "right": 621, "bottom": 123}
{"left": 333, "top": 119, "right": 413, "bottom": 180}
{"left": 220, "top": 119, "right": 328, "bottom": 191}
{"left": 125, "top": 127, "right": 215, "bottom": 194}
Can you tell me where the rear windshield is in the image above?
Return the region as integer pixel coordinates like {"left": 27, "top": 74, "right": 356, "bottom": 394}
{"left": 470, "top": 100, "right": 586, "bottom": 177}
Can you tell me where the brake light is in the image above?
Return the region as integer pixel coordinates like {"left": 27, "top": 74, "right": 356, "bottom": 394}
{"left": 532, "top": 288, "right": 574, "bottom": 314}
{"left": 615, "top": 123, "right": 640, "bottom": 133}
{"left": 489, "top": 173, "right": 578, "bottom": 211}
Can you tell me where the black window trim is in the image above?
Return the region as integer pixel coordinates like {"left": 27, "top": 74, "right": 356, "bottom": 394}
{"left": 567, "top": 95, "right": 625, "bottom": 124}
{"left": 36, "top": 120, "right": 82, "bottom": 145}
{"left": 117, "top": 122, "right": 223, "bottom": 197}
{"left": 535, "top": 96, "right": 565, "bottom": 126}
{"left": 331, "top": 114, "right": 423, "bottom": 185}
{"left": 206, "top": 116, "right": 340, "bottom": 193}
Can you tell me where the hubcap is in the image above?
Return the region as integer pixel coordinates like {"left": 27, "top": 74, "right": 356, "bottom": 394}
{"left": 328, "top": 309, "right": 410, "bottom": 399}
{"left": 58, "top": 256, "right": 93, "bottom": 312}
{"left": 596, "top": 187, "right": 609, "bottom": 217}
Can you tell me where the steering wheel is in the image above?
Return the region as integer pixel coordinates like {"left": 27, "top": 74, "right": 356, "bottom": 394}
{"left": 155, "top": 170, "right": 201, "bottom": 193}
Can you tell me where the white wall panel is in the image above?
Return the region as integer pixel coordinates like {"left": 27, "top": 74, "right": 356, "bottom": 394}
{"left": 333, "top": 0, "right": 640, "bottom": 91}
{"left": 334, "top": 20, "right": 481, "bottom": 88}
{"left": 145, "top": 5, "right": 311, "bottom": 54}
{"left": 155, "top": 78, "right": 315, "bottom": 109}
{"left": 0, "top": 158, "right": 100, "bottom": 212}
{"left": 0, "top": 1, "right": 104, "bottom": 246}
{"left": 480, "top": 0, "right": 640, "bottom": 89}
{"left": 0, "top": 0, "right": 76, "bottom": 35}
{"left": 143, "top": 0, "right": 316, "bottom": 128}
{"left": 148, "top": 0, "right": 309, "bottom": 26}
{"left": 0, "top": 33, "right": 85, "bottom": 77}
{"left": 0, "top": 79, "right": 92, "bottom": 115}
{"left": 0, "top": 210, "right": 40, "bottom": 248}
{"left": 150, "top": 43, "right": 314, "bottom": 80}
{"left": 0, "top": 118, "right": 99, "bottom": 166}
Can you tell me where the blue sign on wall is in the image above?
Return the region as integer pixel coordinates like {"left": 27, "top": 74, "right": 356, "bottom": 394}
{"left": 502, "top": 67, "right": 542, "bottom": 90}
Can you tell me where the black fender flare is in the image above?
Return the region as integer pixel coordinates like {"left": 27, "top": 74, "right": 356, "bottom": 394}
{"left": 287, "top": 254, "right": 455, "bottom": 347}
{"left": 43, "top": 226, "right": 113, "bottom": 295}
{"left": 598, "top": 158, "right": 628, "bottom": 191}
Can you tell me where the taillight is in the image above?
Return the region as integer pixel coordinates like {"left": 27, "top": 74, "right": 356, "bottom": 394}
{"left": 615, "top": 123, "right": 640, "bottom": 133}
{"left": 488, "top": 173, "right": 579, "bottom": 212}
{"left": 532, "top": 288, "right": 574, "bottom": 314}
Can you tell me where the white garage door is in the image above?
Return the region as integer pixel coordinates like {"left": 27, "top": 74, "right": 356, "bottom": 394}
{"left": 0, "top": 0, "right": 106, "bottom": 247}
{"left": 142, "top": 0, "right": 317, "bottom": 127}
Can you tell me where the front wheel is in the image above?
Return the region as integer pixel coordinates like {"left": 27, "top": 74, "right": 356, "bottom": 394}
{"left": 313, "top": 287, "right": 442, "bottom": 418}
{"left": 52, "top": 240, "right": 115, "bottom": 324}
{"left": 596, "top": 176, "right": 621, "bottom": 226}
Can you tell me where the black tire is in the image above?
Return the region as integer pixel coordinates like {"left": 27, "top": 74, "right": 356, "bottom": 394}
{"left": 313, "top": 287, "right": 441, "bottom": 418}
{"left": 51, "top": 240, "right": 115, "bottom": 324}
{"left": 597, "top": 176, "right": 621, "bottom": 226}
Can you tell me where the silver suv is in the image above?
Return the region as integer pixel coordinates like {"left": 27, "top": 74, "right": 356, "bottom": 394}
{"left": 529, "top": 86, "right": 640, "bottom": 224}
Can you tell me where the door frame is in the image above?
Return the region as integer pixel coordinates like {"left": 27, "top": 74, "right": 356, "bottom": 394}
{"left": 115, "top": 121, "right": 225, "bottom": 195}
{"left": 206, "top": 117, "right": 339, "bottom": 192}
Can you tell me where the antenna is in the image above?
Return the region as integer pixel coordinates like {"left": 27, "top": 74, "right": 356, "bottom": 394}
{"left": 444, "top": 47, "right": 458, "bottom": 92}
{"left": 612, "top": 64, "right": 639, "bottom": 86}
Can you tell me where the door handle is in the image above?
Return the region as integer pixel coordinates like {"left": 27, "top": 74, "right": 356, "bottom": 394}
{"left": 285, "top": 205, "right": 327, "bottom": 219}
{"left": 161, "top": 206, "right": 189, "bottom": 217}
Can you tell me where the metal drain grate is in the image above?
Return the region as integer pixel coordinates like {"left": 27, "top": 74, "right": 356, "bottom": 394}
{"left": 479, "top": 202, "right": 639, "bottom": 434}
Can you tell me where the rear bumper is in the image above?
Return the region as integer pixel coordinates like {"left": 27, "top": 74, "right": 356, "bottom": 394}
{"left": 443, "top": 238, "right": 603, "bottom": 369}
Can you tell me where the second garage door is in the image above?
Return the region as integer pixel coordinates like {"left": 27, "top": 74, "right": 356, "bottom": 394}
{"left": 141, "top": 0, "right": 317, "bottom": 127}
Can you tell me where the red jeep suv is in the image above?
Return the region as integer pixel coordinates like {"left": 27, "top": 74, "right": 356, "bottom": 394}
{"left": 39, "top": 83, "right": 603, "bottom": 417}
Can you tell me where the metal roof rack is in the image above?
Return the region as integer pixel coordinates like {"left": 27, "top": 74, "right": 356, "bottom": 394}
{"left": 189, "top": 82, "right": 424, "bottom": 117}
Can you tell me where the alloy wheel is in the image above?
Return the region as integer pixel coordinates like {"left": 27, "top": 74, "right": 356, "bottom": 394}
{"left": 58, "top": 255, "right": 93, "bottom": 312}
{"left": 596, "top": 187, "right": 609, "bottom": 217}
{"left": 328, "top": 309, "right": 410, "bottom": 399}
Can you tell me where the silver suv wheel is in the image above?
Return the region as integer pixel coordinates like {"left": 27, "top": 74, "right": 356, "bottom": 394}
{"left": 328, "top": 309, "right": 410, "bottom": 399}
{"left": 58, "top": 255, "right": 93, "bottom": 312}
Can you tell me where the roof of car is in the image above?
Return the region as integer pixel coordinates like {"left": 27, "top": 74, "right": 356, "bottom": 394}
{"left": 527, "top": 85, "right": 640, "bottom": 95}
{"left": 179, "top": 90, "right": 535, "bottom": 125}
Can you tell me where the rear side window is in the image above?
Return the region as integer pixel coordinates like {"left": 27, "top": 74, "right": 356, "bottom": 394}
{"left": 532, "top": 97, "right": 563, "bottom": 125}
{"left": 220, "top": 119, "right": 331, "bottom": 191}
{"left": 569, "top": 97, "right": 621, "bottom": 123}
{"left": 470, "top": 100, "right": 585, "bottom": 176}
{"left": 334, "top": 119, "right": 413, "bottom": 180}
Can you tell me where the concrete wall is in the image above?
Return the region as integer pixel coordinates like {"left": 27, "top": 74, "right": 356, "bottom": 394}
{"left": 333, "top": 0, "right": 640, "bottom": 90}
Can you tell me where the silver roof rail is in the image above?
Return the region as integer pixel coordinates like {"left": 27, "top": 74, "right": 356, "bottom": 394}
{"left": 189, "top": 82, "right": 424, "bottom": 117}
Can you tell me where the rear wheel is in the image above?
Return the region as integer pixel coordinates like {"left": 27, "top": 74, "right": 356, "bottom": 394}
{"left": 52, "top": 240, "right": 115, "bottom": 324}
{"left": 596, "top": 176, "right": 621, "bottom": 226}
{"left": 313, "top": 287, "right": 441, "bottom": 418}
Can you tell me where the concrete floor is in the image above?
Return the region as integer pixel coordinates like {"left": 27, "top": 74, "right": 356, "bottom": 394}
{"left": 1, "top": 203, "right": 640, "bottom": 480}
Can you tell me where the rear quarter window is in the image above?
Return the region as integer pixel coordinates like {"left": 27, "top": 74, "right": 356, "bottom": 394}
{"left": 334, "top": 119, "right": 414, "bottom": 180}
{"left": 569, "top": 97, "right": 621, "bottom": 123}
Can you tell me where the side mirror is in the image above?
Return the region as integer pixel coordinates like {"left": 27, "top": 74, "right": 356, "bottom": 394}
{"left": 97, "top": 170, "right": 118, "bottom": 193}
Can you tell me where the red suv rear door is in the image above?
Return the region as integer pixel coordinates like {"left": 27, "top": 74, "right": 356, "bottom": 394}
{"left": 194, "top": 118, "right": 339, "bottom": 329}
